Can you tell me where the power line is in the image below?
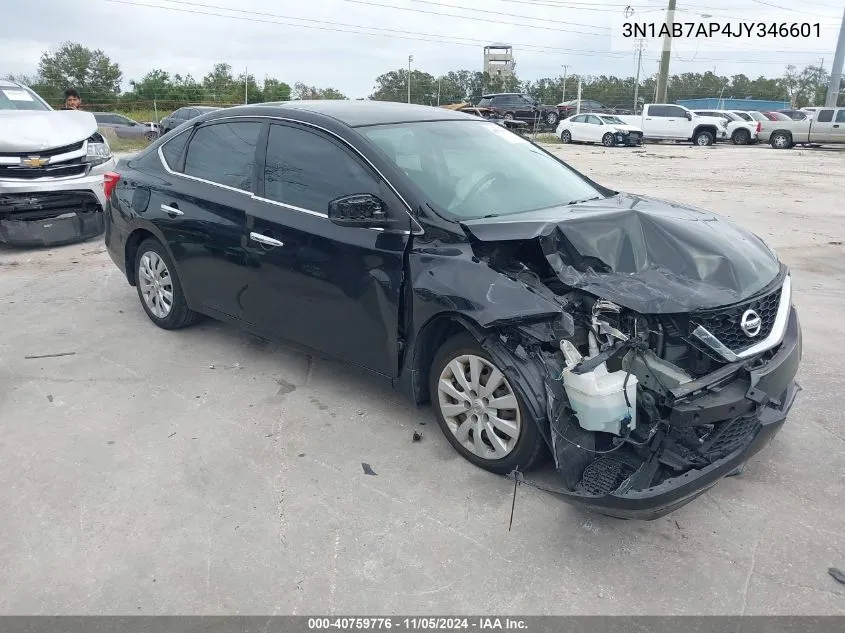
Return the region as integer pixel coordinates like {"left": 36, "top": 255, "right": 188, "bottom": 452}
{"left": 410, "top": 0, "right": 611, "bottom": 31}
{"left": 343, "top": 0, "right": 611, "bottom": 35}
{"left": 750, "top": 0, "right": 841, "bottom": 19}
{"left": 494, "top": 0, "right": 666, "bottom": 12}
{"left": 102, "top": 0, "right": 633, "bottom": 56}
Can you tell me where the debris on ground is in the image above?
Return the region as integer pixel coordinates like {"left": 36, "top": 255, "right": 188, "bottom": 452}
{"left": 168, "top": 432, "right": 176, "bottom": 438}
{"left": 412, "top": 431, "right": 423, "bottom": 442}
{"left": 361, "top": 463, "right": 377, "bottom": 476}
{"left": 829, "top": 567, "right": 845, "bottom": 585}
{"left": 46, "top": 395, "right": 53, "bottom": 403}
{"left": 25, "top": 351, "right": 76, "bottom": 360}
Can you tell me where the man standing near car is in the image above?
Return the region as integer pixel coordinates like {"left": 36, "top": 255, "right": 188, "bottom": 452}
{"left": 60, "top": 88, "right": 81, "bottom": 110}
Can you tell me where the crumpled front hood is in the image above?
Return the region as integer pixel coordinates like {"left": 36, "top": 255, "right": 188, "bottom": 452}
{"left": 0, "top": 110, "right": 97, "bottom": 152}
{"left": 461, "top": 193, "right": 781, "bottom": 314}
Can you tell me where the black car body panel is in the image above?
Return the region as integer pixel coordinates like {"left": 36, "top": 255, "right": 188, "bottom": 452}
{"left": 105, "top": 101, "right": 801, "bottom": 519}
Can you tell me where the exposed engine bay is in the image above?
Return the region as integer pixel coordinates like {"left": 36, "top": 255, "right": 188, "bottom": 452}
{"left": 452, "top": 200, "right": 801, "bottom": 518}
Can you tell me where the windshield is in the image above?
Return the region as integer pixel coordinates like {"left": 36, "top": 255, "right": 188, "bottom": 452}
{"left": 359, "top": 120, "right": 604, "bottom": 221}
{"left": 599, "top": 115, "right": 625, "bottom": 124}
{"left": 0, "top": 85, "right": 51, "bottom": 111}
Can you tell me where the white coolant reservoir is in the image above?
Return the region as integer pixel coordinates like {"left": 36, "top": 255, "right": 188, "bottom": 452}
{"left": 560, "top": 340, "right": 638, "bottom": 436}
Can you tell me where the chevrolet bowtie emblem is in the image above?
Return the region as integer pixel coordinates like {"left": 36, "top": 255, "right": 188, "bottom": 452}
{"left": 21, "top": 156, "right": 49, "bottom": 168}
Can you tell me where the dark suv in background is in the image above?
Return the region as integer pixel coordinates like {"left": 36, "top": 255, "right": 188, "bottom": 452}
{"left": 159, "top": 105, "right": 221, "bottom": 135}
{"left": 477, "top": 93, "right": 559, "bottom": 126}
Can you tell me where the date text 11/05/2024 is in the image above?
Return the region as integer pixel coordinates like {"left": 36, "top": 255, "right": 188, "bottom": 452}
{"left": 308, "top": 618, "right": 528, "bottom": 630}
{"left": 622, "top": 21, "right": 822, "bottom": 39}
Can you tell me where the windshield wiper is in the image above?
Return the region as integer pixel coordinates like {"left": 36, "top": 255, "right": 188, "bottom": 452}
{"left": 567, "top": 196, "right": 603, "bottom": 205}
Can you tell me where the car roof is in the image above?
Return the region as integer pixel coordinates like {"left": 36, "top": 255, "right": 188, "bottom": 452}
{"left": 480, "top": 93, "right": 525, "bottom": 97}
{"left": 246, "top": 100, "right": 472, "bottom": 127}
{"left": 0, "top": 79, "right": 22, "bottom": 88}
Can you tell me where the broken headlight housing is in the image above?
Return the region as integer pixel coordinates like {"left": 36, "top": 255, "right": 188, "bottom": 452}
{"left": 84, "top": 133, "right": 112, "bottom": 165}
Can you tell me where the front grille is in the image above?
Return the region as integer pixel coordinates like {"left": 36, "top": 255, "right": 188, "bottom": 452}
{"left": 700, "top": 417, "right": 761, "bottom": 460}
{"left": 0, "top": 140, "right": 85, "bottom": 159}
{"left": 0, "top": 159, "right": 88, "bottom": 180}
{"left": 0, "top": 191, "right": 102, "bottom": 221}
{"left": 692, "top": 286, "right": 782, "bottom": 354}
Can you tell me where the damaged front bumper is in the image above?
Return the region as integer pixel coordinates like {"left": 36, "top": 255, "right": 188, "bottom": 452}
{"left": 0, "top": 163, "right": 113, "bottom": 247}
{"left": 547, "top": 308, "right": 801, "bottom": 520}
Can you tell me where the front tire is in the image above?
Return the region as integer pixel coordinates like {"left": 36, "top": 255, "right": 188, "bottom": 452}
{"left": 503, "top": 112, "right": 515, "bottom": 121}
{"left": 429, "top": 333, "right": 545, "bottom": 475}
{"left": 560, "top": 129, "right": 572, "bottom": 143}
{"left": 602, "top": 132, "right": 616, "bottom": 147}
{"left": 545, "top": 111, "right": 559, "bottom": 126}
{"left": 134, "top": 238, "right": 198, "bottom": 330}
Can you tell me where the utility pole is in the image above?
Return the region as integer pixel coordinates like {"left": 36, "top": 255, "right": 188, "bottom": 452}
{"left": 244, "top": 66, "right": 248, "bottom": 105}
{"left": 655, "top": 0, "right": 676, "bottom": 103}
{"left": 576, "top": 79, "right": 582, "bottom": 114}
{"left": 633, "top": 40, "right": 644, "bottom": 113}
{"left": 407, "top": 55, "right": 414, "bottom": 104}
{"left": 437, "top": 77, "right": 441, "bottom": 106}
{"left": 561, "top": 64, "right": 568, "bottom": 103}
{"left": 826, "top": 6, "right": 845, "bottom": 107}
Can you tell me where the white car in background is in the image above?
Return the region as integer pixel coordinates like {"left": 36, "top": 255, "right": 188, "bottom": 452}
{"left": 0, "top": 79, "right": 117, "bottom": 246}
{"left": 556, "top": 113, "right": 644, "bottom": 147}
{"left": 693, "top": 110, "right": 759, "bottom": 145}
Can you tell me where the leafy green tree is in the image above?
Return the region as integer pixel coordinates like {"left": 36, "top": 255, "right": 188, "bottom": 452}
{"left": 292, "top": 82, "right": 346, "bottom": 100}
{"left": 263, "top": 78, "right": 292, "bottom": 102}
{"left": 37, "top": 41, "right": 122, "bottom": 102}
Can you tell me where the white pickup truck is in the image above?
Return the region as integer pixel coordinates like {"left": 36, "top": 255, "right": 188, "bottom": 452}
{"left": 764, "top": 106, "right": 845, "bottom": 148}
{"left": 616, "top": 104, "right": 728, "bottom": 146}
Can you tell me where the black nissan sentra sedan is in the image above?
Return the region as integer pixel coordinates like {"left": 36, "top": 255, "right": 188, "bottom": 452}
{"left": 104, "top": 101, "right": 801, "bottom": 519}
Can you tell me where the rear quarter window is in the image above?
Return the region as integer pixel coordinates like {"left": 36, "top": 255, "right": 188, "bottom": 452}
{"left": 160, "top": 129, "right": 191, "bottom": 171}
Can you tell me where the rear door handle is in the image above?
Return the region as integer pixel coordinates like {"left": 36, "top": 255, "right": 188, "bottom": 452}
{"left": 250, "top": 232, "right": 284, "bottom": 247}
{"left": 834, "top": 124, "right": 840, "bottom": 128}
{"left": 161, "top": 204, "right": 183, "bottom": 216}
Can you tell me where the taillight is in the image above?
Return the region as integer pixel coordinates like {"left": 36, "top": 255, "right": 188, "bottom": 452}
{"left": 756, "top": 121, "right": 762, "bottom": 133}
{"left": 103, "top": 172, "right": 121, "bottom": 199}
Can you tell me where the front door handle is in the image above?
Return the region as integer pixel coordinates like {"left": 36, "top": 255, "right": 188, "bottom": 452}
{"left": 834, "top": 124, "right": 840, "bottom": 128}
{"left": 250, "top": 232, "right": 284, "bottom": 247}
{"left": 161, "top": 203, "right": 183, "bottom": 216}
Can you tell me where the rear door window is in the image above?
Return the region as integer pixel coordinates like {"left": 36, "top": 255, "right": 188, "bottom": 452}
{"left": 835, "top": 110, "right": 845, "bottom": 123}
{"left": 649, "top": 105, "right": 669, "bottom": 117}
{"left": 816, "top": 109, "right": 834, "bottom": 123}
{"left": 183, "top": 121, "right": 262, "bottom": 191}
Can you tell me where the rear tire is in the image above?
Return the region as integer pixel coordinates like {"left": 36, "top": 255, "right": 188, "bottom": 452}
{"left": 560, "top": 129, "right": 572, "bottom": 143}
{"left": 134, "top": 238, "right": 198, "bottom": 330}
{"left": 545, "top": 111, "right": 559, "bottom": 126}
{"left": 770, "top": 132, "right": 792, "bottom": 149}
{"left": 732, "top": 129, "right": 751, "bottom": 145}
{"left": 503, "top": 112, "right": 515, "bottom": 121}
{"left": 429, "top": 333, "right": 545, "bottom": 475}
{"left": 694, "top": 130, "right": 715, "bottom": 146}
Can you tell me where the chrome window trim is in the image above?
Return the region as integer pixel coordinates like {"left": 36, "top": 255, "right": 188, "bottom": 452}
{"left": 691, "top": 274, "right": 792, "bottom": 363}
{"left": 157, "top": 114, "right": 424, "bottom": 234}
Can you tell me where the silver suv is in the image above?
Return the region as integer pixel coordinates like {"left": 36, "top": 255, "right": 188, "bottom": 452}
{"left": 0, "top": 80, "right": 117, "bottom": 246}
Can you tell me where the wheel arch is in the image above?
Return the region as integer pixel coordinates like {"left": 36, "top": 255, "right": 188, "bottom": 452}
{"left": 692, "top": 124, "right": 717, "bottom": 140}
{"left": 123, "top": 222, "right": 180, "bottom": 287}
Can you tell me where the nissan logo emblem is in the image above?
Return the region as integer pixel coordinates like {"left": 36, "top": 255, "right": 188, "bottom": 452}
{"left": 741, "top": 309, "right": 762, "bottom": 337}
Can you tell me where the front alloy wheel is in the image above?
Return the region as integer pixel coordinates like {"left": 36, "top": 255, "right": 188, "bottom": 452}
{"left": 429, "top": 333, "right": 544, "bottom": 474}
{"left": 602, "top": 132, "right": 616, "bottom": 147}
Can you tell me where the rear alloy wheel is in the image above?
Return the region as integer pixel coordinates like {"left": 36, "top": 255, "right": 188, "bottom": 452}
{"left": 771, "top": 132, "right": 792, "bottom": 149}
{"left": 503, "top": 112, "right": 515, "bottom": 120}
{"left": 602, "top": 132, "right": 616, "bottom": 147}
{"left": 732, "top": 129, "right": 751, "bottom": 145}
{"left": 545, "top": 111, "right": 559, "bottom": 126}
{"left": 429, "top": 333, "right": 544, "bottom": 474}
{"left": 560, "top": 130, "right": 572, "bottom": 143}
{"left": 135, "top": 238, "right": 198, "bottom": 330}
{"left": 694, "top": 130, "right": 715, "bottom": 146}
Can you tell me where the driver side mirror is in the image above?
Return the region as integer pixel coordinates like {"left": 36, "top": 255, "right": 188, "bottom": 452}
{"left": 685, "top": 111, "right": 693, "bottom": 120}
{"left": 327, "top": 193, "right": 391, "bottom": 228}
